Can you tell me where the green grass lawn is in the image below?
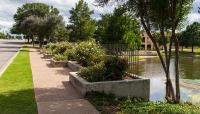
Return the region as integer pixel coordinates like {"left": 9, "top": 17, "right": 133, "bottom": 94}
{"left": 160, "top": 48, "right": 200, "bottom": 57}
{"left": 128, "top": 56, "right": 144, "bottom": 61}
{"left": 181, "top": 48, "right": 200, "bottom": 53}
{"left": 180, "top": 48, "right": 200, "bottom": 57}
{"left": 0, "top": 46, "right": 37, "bottom": 114}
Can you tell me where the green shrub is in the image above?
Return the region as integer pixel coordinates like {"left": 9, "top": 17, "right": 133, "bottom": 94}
{"left": 75, "top": 40, "right": 105, "bottom": 66}
{"left": 43, "top": 43, "right": 51, "bottom": 49}
{"left": 65, "top": 47, "right": 76, "bottom": 60}
{"left": 79, "top": 56, "right": 128, "bottom": 82}
{"left": 78, "top": 62, "right": 106, "bottom": 82}
{"left": 85, "top": 92, "right": 200, "bottom": 114}
{"left": 51, "top": 42, "right": 76, "bottom": 61}
{"left": 121, "top": 100, "right": 200, "bottom": 114}
{"left": 53, "top": 54, "right": 67, "bottom": 61}
{"left": 104, "top": 56, "right": 128, "bottom": 81}
{"left": 43, "top": 43, "right": 57, "bottom": 54}
{"left": 52, "top": 42, "right": 73, "bottom": 55}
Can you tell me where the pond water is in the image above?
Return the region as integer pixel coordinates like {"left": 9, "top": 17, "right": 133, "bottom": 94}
{"left": 131, "top": 57, "right": 200, "bottom": 104}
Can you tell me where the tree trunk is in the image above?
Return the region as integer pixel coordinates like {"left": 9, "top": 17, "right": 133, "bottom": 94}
{"left": 171, "top": 0, "right": 180, "bottom": 103}
{"left": 28, "top": 37, "right": 30, "bottom": 44}
{"left": 141, "top": 16, "right": 176, "bottom": 103}
{"left": 39, "top": 37, "right": 43, "bottom": 48}
{"left": 192, "top": 37, "right": 194, "bottom": 53}
{"left": 160, "top": 26, "right": 175, "bottom": 102}
{"left": 174, "top": 37, "right": 180, "bottom": 103}
{"left": 31, "top": 36, "right": 34, "bottom": 47}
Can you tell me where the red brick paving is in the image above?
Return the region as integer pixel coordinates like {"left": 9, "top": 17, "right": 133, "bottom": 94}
{"left": 29, "top": 48, "right": 99, "bottom": 114}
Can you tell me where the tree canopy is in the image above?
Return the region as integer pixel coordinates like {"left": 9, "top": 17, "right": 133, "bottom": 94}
{"left": 69, "top": 0, "right": 96, "bottom": 41}
{"left": 179, "top": 22, "right": 200, "bottom": 52}
{"left": 11, "top": 3, "right": 64, "bottom": 47}
{"left": 95, "top": 0, "right": 193, "bottom": 103}
{"left": 95, "top": 6, "right": 141, "bottom": 48}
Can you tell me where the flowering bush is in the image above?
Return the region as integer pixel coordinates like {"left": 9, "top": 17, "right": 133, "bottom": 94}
{"left": 74, "top": 40, "right": 105, "bottom": 66}
{"left": 43, "top": 42, "right": 75, "bottom": 61}
{"left": 43, "top": 43, "right": 57, "bottom": 54}
{"left": 52, "top": 42, "right": 73, "bottom": 55}
{"left": 53, "top": 54, "right": 67, "bottom": 61}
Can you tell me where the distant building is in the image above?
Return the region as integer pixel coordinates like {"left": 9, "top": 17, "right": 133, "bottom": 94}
{"left": 9, "top": 34, "right": 24, "bottom": 39}
{"left": 141, "top": 32, "right": 154, "bottom": 51}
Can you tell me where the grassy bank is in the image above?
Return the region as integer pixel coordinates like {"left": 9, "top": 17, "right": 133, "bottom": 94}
{"left": 86, "top": 92, "right": 200, "bottom": 114}
{"left": 179, "top": 48, "right": 200, "bottom": 57}
{"left": 0, "top": 46, "right": 37, "bottom": 114}
{"left": 128, "top": 56, "right": 145, "bottom": 61}
{"left": 160, "top": 48, "right": 200, "bottom": 57}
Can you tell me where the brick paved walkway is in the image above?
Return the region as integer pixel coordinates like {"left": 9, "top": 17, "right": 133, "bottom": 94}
{"left": 29, "top": 48, "right": 99, "bottom": 114}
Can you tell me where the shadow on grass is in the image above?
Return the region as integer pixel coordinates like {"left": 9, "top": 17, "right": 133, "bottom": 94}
{"left": 0, "top": 89, "right": 37, "bottom": 114}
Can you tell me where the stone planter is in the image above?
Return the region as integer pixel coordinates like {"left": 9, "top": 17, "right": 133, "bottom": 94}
{"left": 67, "top": 61, "right": 82, "bottom": 71}
{"left": 39, "top": 49, "right": 46, "bottom": 54}
{"left": 50, "top": 59, "right": 68, "bottom": 67}
{"left": 39, "top": 49, "right": 43, "bottom": 54}
{"left": 43, "top": 53, "right": 53, "bottom": 59}
{"left": 69, "top": 72, "right": 150, "bottom": 101}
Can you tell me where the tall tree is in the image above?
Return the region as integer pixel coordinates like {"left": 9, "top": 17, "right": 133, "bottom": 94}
{"left": 96, "top": 7, "right": 141, "bottom": 46}
{"left": 19, "top": 16, "right": 38, "bottom": 45}
{"left": 13, "top": 3, "right": 50, "bottom": 43}
{"left": 69, "top": 0, "right": 96, "bottom": 41}
{"left": 41, "top": 14, "right": 64, "bottom": 43}
{"left": 12, "top": 3, "right": 63, "bottom": 47}
{"left": 54, "top": 26, "right": 70, "bottom": 42}
{"left": 96, "top": 0, "right": 193, "bottom": 103}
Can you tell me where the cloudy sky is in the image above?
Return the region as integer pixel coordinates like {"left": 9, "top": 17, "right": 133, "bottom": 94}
{"left": 0, "top": 0, "right": 200, "bottom": 33}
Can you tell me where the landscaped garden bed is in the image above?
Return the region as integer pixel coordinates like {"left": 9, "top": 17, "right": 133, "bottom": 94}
{"left": 43, "top": 53, "right": 53, "bottom": 59}
{"left": 67, "top": 61, "right": 82, "bottom": 71}
{"left": 42, "top": 40, "right": 150, "bottom": 100}
{"left": 50, "top": 58, "right": 68, "bottom": 67}
{"left": 42, "top": 42, "right": 75, "bottom": 67}
{"left": 69, "top": 72, "right": 150, "bottom": 101}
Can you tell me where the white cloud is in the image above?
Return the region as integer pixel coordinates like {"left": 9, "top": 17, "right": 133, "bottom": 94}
{"left": 187, "top": 0, "right": 200, "bottom": 24}
{"left": 0, "top": 0, "right": 114, "bottom": 32}
{"left": 0, "top": 0, "right": 199, "bottom": 32}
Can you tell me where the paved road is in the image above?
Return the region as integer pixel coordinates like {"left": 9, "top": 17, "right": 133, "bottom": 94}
{"left": 0, "top": 39, "right": 24, "bottom": 76}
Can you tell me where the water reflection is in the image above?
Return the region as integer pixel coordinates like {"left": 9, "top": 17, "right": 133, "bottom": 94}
{"left": 131, "top": 57, "right": 200, "bottom": 104}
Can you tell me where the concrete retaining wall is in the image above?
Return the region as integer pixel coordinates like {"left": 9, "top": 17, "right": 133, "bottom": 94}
{"left": 69, "top": 72, "right": 150, "bottom": 101}
{"left": 67, "top": 61, "right": 82, "bottom": 71}
{"left": 50, "top": 59, "right": 68, "bottom": 67}
{"left": 43, "top": 53, "right": 53, "bottom": 59}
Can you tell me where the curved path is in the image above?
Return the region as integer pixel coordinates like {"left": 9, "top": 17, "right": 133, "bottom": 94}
{"left": 0, "top": 39, "right": 24, "bottom": 76}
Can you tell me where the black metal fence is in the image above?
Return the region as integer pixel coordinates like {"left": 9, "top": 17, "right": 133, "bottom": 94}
{"left": 102, "top": 44, "right": 139, "bottom": 76}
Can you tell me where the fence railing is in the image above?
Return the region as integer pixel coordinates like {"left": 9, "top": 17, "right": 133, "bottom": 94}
{"left": 102, "top": 44, "right": 140, "bottom": 76}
